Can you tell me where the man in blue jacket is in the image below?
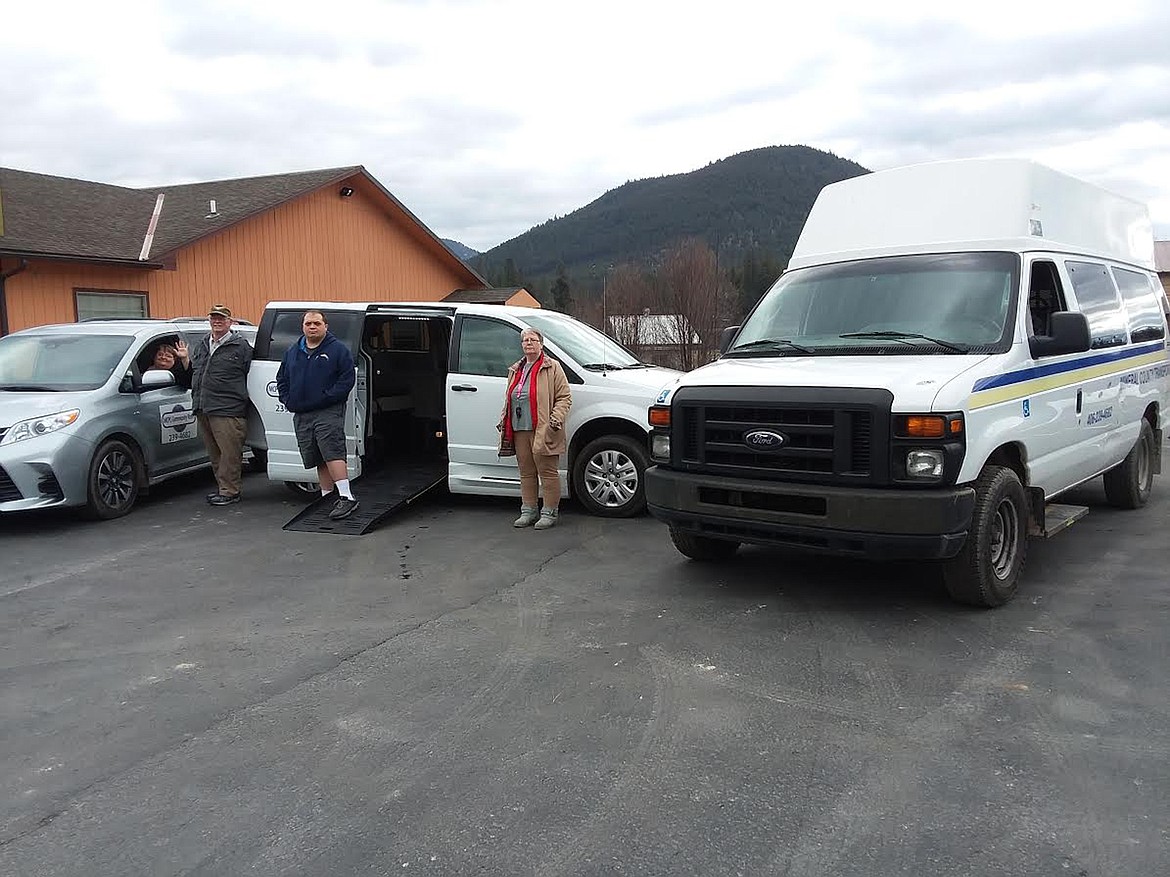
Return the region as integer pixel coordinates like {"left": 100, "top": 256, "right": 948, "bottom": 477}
{"left": 276, "top": 310, "right": 359, "bottom": 520}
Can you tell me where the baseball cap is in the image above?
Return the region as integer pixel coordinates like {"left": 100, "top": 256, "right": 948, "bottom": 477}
{"left": 208, "top": 304, "right": 232, "bottom": 318}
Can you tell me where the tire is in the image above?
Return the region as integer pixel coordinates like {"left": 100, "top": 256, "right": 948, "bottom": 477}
{"left": 572, "top": 435, "right": 649, "bottom": 517}
{"left": 943, "top": 465, "right": 1029, "bottom": 608}
{"left": 285, "top": 481, "right": 318, "bottom": 500}
{"left": 85, "top": 439, "right": 142, "bottom": 520}
{"left": 1102, "top": 420, "right": 1155, "bottom": 509}
{"left": 669, "top": 526, "right": 740, "bottom": 562}
{"left": 245, "top": 448, "right": 268, "bottom": 474}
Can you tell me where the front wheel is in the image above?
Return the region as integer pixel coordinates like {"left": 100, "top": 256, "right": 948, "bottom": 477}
{"left": 1102, "top": 419, "right": 1155, "bottom": 509}
{"left": 943, "top": 465, "right": 1028, "bottom": 608}
{"left": 285, "top": 481, "right": 318, "bottom": 500}
{"left": 669, "top": 526, "right": 740, "bottom": 562}
{"left": 572, "top": 435, "right": 649, "bottom": 517}
{"left": 85, "top": 439, "right": 142, "bottom": 520}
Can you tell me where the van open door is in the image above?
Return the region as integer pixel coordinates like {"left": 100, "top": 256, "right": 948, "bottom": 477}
{"left": 247, "top": 369, "right": 363, "bottom": 486}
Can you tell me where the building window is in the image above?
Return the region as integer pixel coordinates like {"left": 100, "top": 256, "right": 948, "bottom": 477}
{"left": 75, "top": 290, "right": 149, "bottom": 322}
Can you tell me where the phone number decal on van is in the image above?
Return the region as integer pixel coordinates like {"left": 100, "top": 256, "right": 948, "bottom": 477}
{"left": 159, "top": 402, "right": 198, "bottom": 444}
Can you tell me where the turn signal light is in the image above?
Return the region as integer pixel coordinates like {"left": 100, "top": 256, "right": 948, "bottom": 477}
{"left": 648, "top": 405, "right": 671, "bottom": 427}
{"left": 901, "top": 415, "right": 946, "bottom": 438}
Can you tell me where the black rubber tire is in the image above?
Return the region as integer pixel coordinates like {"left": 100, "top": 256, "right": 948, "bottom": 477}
{"left": 285, "top": 481, "right": 318, "bottom": 500}
{"left": 571, "top": 435, "right": 649, "bottom": 518}
{"left": 943, "top": 465, "right": 1029, "bottom": 608}
{"left": 669, "top": 526, "right": 740, "bottom": 562}
{"left": 245, "top": 447, "right": 268, "bottom": 474}
{"left": 85, "top": 438, "right": 142, "bottom": 520}
{"left": 1102, "top": 420, "right": 1155, "bottom": 510}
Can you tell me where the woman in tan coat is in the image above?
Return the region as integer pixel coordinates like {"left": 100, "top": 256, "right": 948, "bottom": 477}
{"left": 498, "top": 328, "right": 573, "bottom": 529}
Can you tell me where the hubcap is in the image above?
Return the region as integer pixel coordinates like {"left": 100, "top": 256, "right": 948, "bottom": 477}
{"left": 989, "top": 497, "right": 1020, "bottom": 581}
{"left": 1137, "top": 436, "right": 1152, "bottom": 494}
{"left": 584, "top": 449, "right": 639, "bottom": 508}
{"left": 97, "top": 450, "right": 135, "bottom": 509}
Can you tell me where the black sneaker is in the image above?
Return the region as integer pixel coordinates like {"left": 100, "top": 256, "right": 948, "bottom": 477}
{"left": 328, "top": 497, "right": 360, "bottom": 520}
{"left": 208, "top": 493, "right": 241, "bottom": 506}
{"left": 206, "top": 493, "right": 219, "bottom": 503}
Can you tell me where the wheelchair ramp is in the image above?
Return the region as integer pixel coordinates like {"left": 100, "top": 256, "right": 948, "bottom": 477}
{"left": 283, "top": 460, "right": 446, "bottom": 536}
{"left": 1042, "top": 503, "right": 1089, "bottom": 538}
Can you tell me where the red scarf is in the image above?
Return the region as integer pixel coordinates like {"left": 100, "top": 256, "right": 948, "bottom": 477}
{"left": 503, "top": 354, "right": 543, "bottom": 445}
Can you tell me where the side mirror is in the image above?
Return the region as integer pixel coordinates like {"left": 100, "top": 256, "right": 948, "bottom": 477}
{"left": 719, "top": 325, "right": 741, "bottom": 355}
{"left": 141, "top": 368, "right": 177, "bottom": 389}
{"left": 1030, "top": 311, "right": 1091, "bottom": 358}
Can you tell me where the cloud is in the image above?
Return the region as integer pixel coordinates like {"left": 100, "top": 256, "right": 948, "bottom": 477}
{"left": 2, "top": 0, "right": 1170, "bottom": 251}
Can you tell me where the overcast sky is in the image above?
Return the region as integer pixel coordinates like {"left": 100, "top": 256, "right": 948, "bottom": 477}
{"left": 3, "top": 0, "right": 1169, "bottom": 252}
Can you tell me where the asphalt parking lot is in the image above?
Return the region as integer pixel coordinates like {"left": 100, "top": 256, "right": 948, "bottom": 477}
{"left": 1, "top": 467, "right": 1168, "bottom": 876}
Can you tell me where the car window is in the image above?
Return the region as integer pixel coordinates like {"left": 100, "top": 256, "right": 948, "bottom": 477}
{"left": 457, "top": 317, "right": 521, "bottom": 377}
{"left": 1065, "top": 260, "right": 1127, "bottom": 349}
{"left": 1112, "top": 267, "right": 1166, "bottom": 343}
{"left": 0, "top": 334, "right": 134, "bottom": 391}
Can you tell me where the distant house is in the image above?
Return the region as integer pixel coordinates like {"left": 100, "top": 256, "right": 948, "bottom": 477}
{"left": 1156, "top": 240, "right": 1170, "bottom": 303}
{"left": 608, "top": 312, "right": 705, "bottom": 370}
{"left": 0, "top": 165, "right": 538, "bottom": 336}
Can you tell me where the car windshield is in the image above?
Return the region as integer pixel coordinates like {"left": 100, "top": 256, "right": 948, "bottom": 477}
{"left": 0, "top": 334, "right": 134, "bottom": 391}
{"left": 729, "top": 252, "right": 1019, "bottom": 356}
{"left": 522, "top": 313, "right": 642, "bottom": 368}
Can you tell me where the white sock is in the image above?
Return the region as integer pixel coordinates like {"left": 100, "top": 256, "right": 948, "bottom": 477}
{"left": 321, "top": 487, "right": 331, "bottom": 496}
{"left": 335, "top": 479, "right": 354, "bottom": 500}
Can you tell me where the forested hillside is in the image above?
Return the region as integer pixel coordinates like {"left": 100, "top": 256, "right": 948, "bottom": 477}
{"left": 475, "top": 145, "right": 869, "bottom": 310}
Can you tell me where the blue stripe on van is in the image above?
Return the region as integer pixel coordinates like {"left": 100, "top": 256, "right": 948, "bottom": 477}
{"left": 970, "top": 340, "right": 1166, "bottom": 392}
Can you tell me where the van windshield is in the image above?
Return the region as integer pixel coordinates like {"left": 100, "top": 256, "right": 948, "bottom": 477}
{"left": 522, "top": 314, "right": 642, "bottom": 369}
{"left": 0, "top": 334, "right": 133, "bottom": 391}
{"left": 729, "top": 252, "right": 1019, "bottom": 356}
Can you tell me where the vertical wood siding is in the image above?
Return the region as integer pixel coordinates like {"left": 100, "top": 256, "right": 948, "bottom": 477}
{"left": 3, "top": 180, "right": 481, "bottom": 331}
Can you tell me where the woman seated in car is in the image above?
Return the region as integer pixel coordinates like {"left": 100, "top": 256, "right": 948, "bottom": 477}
{"left": 143, "top": 340, "right": 191, "bottom": 382}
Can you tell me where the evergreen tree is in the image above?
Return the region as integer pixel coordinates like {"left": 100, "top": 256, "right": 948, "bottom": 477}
{"left": 550, "top": 264, "right": 573, "bottom": 313}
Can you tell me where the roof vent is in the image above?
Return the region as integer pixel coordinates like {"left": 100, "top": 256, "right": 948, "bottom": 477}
{"left": 206, "top": 199, "right": 218, "bottom": 219}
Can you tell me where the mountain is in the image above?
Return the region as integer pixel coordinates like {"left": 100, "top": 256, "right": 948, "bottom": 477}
{"left": 441, "top": 238, "right": 480, "bottom": 261}
{"left": 475, "top": 145, "right": 870, "bottom": 288}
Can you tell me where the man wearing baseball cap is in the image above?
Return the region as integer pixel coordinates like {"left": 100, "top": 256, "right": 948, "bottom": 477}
{"left": 175, "top": 304, "right": 253, "bottom": 505}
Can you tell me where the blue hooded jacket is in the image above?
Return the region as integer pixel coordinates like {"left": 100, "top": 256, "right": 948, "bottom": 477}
{"left": 275, "top": 331, "right": 356, "bottom": 413}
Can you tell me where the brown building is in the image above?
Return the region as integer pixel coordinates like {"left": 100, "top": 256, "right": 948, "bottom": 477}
{"left": 0, "top": 165, "right": 538, "bottom": 335}
{"left": 1156, "top": 239, "right": 1170, "bottom": 301}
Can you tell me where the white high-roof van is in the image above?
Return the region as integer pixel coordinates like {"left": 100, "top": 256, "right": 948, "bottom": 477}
{"left": 645, "top": 159, "right": 1169, "bottom": 607}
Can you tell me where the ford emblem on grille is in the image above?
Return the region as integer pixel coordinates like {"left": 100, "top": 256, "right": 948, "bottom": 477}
{"left": 743, "top": 429, "right": 786, "bottom": 450}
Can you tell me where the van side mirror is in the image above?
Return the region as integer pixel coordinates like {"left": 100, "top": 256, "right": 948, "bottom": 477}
{"left": 1030, "top": 311, "right": 1091, "bottom": 358}
{"left": 719, "top": 325, "right": 741, "bottom": 355}
{"left": 141, "top": 369, "right": 177, "bottom": 389}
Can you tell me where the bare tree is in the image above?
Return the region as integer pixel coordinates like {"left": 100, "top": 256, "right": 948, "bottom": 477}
{"left": 655, "top": 238, "right": 733, "bottom": 370}
{"left": 605, "top": 264, "right": 656, "bottom": 357}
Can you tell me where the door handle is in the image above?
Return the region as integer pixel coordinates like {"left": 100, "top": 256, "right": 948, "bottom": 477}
{"left": 452, "top": 384, "right": 478, "bottom": 392}
{"left": 1076, "top": 389, "right": 1083, "bottom": 414}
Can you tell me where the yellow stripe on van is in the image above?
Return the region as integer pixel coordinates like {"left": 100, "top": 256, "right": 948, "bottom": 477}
{"left": 968, "top": 350, "right": 1168, "bottom": 410}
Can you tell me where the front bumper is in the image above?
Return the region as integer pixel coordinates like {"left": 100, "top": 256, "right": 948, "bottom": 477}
{"left": 0, "top": 431, "right": 91, "bottom": 512}
{"left": 646, "top": 466, "right": 975, "bottom": 560}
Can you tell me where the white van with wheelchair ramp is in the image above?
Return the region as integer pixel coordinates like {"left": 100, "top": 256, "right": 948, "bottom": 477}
{"left": 248, "top": 302, "right": 679, "bottom": 534}
{"left": 645, "top": 158, "right": 1169, "bottom": 607}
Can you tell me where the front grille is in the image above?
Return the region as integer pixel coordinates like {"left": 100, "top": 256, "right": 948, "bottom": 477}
{"left": 673, "top": 386, "right": 893, "bottom": 485}
{"left": 0, "top": 465, "right": 22, "bottom": 502}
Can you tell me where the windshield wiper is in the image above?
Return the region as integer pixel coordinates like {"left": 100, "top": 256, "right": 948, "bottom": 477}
{"left": 838, "top": 331, "right": 970, "bottom": 354}
{"left": 728, "top": 338, "right": 813, "bottom": 355}
{"left": 582, "top": 362, "right": 627, "bottom": 371}
{"left": 0, "top": 383, "right": 62, "bottom": 391}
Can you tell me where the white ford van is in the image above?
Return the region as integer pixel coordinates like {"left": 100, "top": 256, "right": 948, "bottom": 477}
{"left": 247, "top": 301, "right": 679, "bottom": 522}
{"left": 645, "top": 159, "right": 1170, "bottom": 607}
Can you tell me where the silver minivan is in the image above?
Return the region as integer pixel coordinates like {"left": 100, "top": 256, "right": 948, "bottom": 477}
{"left": 0, "top": 319, "right": 258, "bottom": 519}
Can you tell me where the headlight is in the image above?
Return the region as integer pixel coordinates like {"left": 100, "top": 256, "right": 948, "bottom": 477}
{"left": 906, "top": 449, "right": 944, "bottom": 478}
{"left": 651, "top": 433, "right": 671, "bottom": 461}
{"left": 1, "top": 409, "right": 81, "bottom": 445}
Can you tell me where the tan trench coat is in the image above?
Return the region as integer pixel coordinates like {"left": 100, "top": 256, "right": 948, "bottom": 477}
{"left": 498, "top": 357, "right": 573, "bottom": 457}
